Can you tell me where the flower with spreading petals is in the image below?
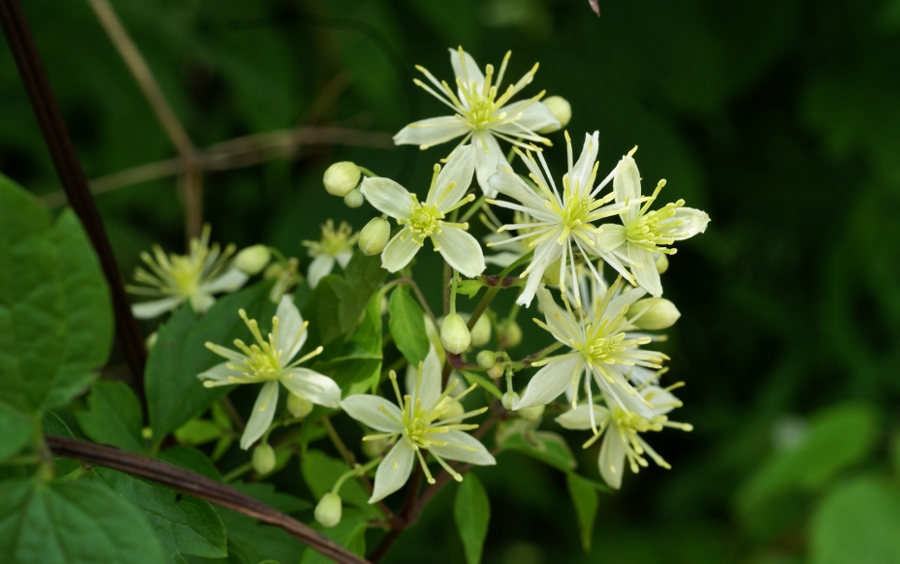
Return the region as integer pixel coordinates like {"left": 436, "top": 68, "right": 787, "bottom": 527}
{"left": 302, "top": 220, "right": 359, "bottom": 288}
{"left": 127, "top": 225, "right": 249, "bottom": 319}
{"left": 359, "top": 145, "right": 485, "bottom": 277}
{"left": 395, "top": 47, "right": 559, "bottom": 195}
{"left": 594, "top": 150, "right": 710, "bottom": 297}
{"left": 487, "top": 131, "right": 629, "bottom": 307}
{"left": 198, "top": 296, "right": 341, "bottom": 449}
{"left": 556, "top": 385, "right": 692, "bottom": 489}
{"left": 341, "top": 346, "right": 495, "bottom": 503}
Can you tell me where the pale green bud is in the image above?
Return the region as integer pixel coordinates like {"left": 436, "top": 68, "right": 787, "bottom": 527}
{"left": 343, "top": 188, "right": 364, "bottom": 208}
{"left": 627, "top": 298, "right": 681, "bottom": 330}
{"left": 503, "top": 320, "right": 523, "bottom": 348}
{"left": 358, "top": 217, "right": 390, "bottom": 256}
{"left": 362, "top": 437, "right": 389, "bottom": 459}
{"left": 518, "top": 405, "right": 545, "bottom": 421}
{"left": 440, "top": 313, "right": 471, "bottom": 354}
{"left": 145, "top": 331, "right": 158, "bottom": 351}
{"left": 323, "top": 161, "right": 361, "bottom": 197}
{"left": 469, "top": 314, "right": 492, "bottom": 347}
{"left": 476, "top": 350, "right": 496, "bottom": 369}
{"left": 487, "top": 363, "right": 505, "bottom": 380}
{"left": 537, "top": 96, "right": 571, "bottom": 133}
{"left": 656, "top": 254, "right": 669, "bottom": 274}
{"left": 502, "top": 391, "right": 520, "bottom": 410}
{"left": 234, "top": 245, "right": 271, "bottom": 275}
{"left": 438, "top": 399, "right": 465, "bottom": 421}
{"left": 252, "top": 444, "right": 276, "bottom": 475}
{"left": 263, "top": 262, "right": 284, "bottom": 280}
{"left": 287, "top": 393, "right": 314, "bottom": 419}
{"left": 314, "top": 492, "right": 342, "bottom": 528}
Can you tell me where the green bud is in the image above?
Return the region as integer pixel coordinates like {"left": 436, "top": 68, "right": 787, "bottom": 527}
{"left": 287, "top": 393, "right": 314, "bottom": 419}
{"left": 656, "top": 254, "right": 669, "bottom": 274}
{"left": 252, "top": 444, "right": 276, "bottom": 475}
{"left": 358, "top": 217, "right": 391, "bottom": 256}
{"left": 537, "top": 96, "right": 571, "bottom": 133}
{"left": 627, "top": 298, "right": 681, "bottom": 330}
{"left": 145, "top": 331, "right": 158, "bottom": 351}
{"left": 323, "top": 161, "right": 361, "bottom": 197}
{"left": 504, "top": 320, "right": 523, "bottom": 348}
{"left": 263, "top": 262, "right": 284, "bottom": 280}
{"left": 343, "top": 188, "right": 365, "bottom": 208}
{"left": 314, "top": 492, "right": 342, "bottom": 528}
{"left": 362, "top": 437, "right": 389, "bottom": 459}
{"left": 234, "top": 245, "right": 271, "bottom": 275}
{"left": 440, "top": 313, "right": 471, "bottom": 354}
{"left": 518, "top": 405, "right": 545, "bottom": 421}
{"left": 476, "top": 350, "right": 497, "bottom": 369}
{"left": 487, "top": 362, "right": 505, "bottom": 380}
{"left": 501, "top": 391, "right": 520, "bottom": 410}
{"left": 469, "top": 314, "right": 492, "bottom": 347}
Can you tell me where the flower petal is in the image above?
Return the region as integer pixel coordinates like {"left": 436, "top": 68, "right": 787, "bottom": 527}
{"left": 614, "top": 155, "right": 642, "bottom": 222}
{"left": 241, "top": 381, "right": 279, "bottom": 450}
{"left": 536, "top": 287, "right": 581, "bottom": 344}
{"left": 593, "top": 224, "right": 626, "bottom": 253}
{"left": 341, "top": 395, "right": 404, "bottom": 433}
{"left": 336, "top": 250, "right": 353, "bottom": 269}
{"left": 381, "top": 229, "right": 422, "bottom": 273}
{"left": 593, "top": 368, "right": 655, "bottom": 419}
{"left": 369, "top": 441, "right": 415, "bottom": 503}
{"left": 598, "top": 426, "right": 628, "bottom": 489}
{"left": 407, "top": 344, "right": 442, "bottom": 409}
{"left": 627, "top": 244, "right": 663, "bottom": 297}
{"left": 393, "top": 116, "right": 469, "bottom": 148}
{"left": 566, "top": 131, "right": 599, "bottom": 195}
{"left": 202, "top": 267, "right": 249, "bottom": 294}
{"left": 281, "top": 368, "right": 341, "bottom": 408}
{"left": 432, "top": 227, "right": 485, "bottom": 278}
{"left": 429, "top": 430, "right": 496, "bottom": 465}
{"left": 131, "top": 296, "right": 184, "bottom": 319}
{"left": 668, "top": 207, "right": 710, "bottom": 240}
{"left": 450, "top": 48, "right": 485, "bottom": 90}
{"left": 473, "top": 133, "right": 506, "bottom": 196}
{"left": 513, "top": 354, "right": 583, "bottom": 409}
{"left": 555, "top": 403, "right": 610, "bottom": 430}
{"left": 488, "top": 164, "right": 546, "bottom": 211}
{"left": 307, "top": 254, "right": 335, "bottom": 289}
{"left": 275, "top": 296, "right": 306, "bottom": 361}
{"left": 197, "top": 362, "right": 243, "bottom": 386}
{"left": 516, "top": 240, "right": 559, "bottom": 307}
{"left": 495, "top": 100, "right": 559, "bottom": 133}
{"left": 643, "top": 386, "right": 682, "bottom": 416}
{"left": 429, "top": 145, "right": 475, "bottom": 211}
{"left": 360, "top": 177, "right": 413, "bottom": 220}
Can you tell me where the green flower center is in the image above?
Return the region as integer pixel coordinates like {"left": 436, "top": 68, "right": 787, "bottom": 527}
{"left": 168, "top": 255, "right": 202, "bottom": 295}
{"left": 625, "top": 199, "right": 685, "bottom": 253}
{"left": 305, "top": 220, "right": 358, "bottom": 258}
{"left": 580, "top": 331, "right": 626, "bottom": 364}
{"left": 406, "top": 199, "right": 443, "bottom": 242}
{"left": 467, "top": 94, "right": 498, "bottom": 130}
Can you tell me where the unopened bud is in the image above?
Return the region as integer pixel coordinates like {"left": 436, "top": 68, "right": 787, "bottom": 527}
{"left": 234, "top": 245, "right": 270, "bottom": 275}
{"left": 440, "top": 313, "right": 471, "bottom": 354}
{"left": 145, "top": 331, "right": 158, "bottom": 351}
{"left": 627, "top": 298, "right": 681, "bottom": 330}
{"left": 287, "top": 393, "right": 314, "bottom": 419}
{"left": 537, "top": 96, "right": 571, "bottom": 133}
{"left": 504, "top": 321, "right": 523, "bottom": 348}
{"left": 518, "top": 405, "right": 545, "bottom": 421}
{"left": 656, "top": 254, "right": 669, "bottom": 274}
{"left": 252, "top": 444, "right": 276, "bottom": 475}
{"left": 323, "top": 162, "right": 361, "bottom": 197}
{"left": 487, "top": 363, "right": 505, "bottom": 380}
{"left": 502, "top": 391, "right": 520, "bottom": 410}
{"left": 476, "top": 350, "right": 496, "bottom": 369}
{"left": 358, "top": 217, "right": 390, "bottom": 256}
{"left": 314, "top": 492, "right": 342, "bottom": 528}
{"left": 469, "top": 314, "right": 492, "bottom": 347}
{"left": 343, "top": 188, "right": 364, "bottom": 208}
{"left": 362, "top": 437, "right": 389, "bottom": 459}
{"left": 263, "top": 262, "right": 284, "bottom": 280}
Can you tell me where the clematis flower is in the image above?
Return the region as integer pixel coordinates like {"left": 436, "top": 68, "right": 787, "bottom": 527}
{"left": 341, "top": 345, "right": 495, "bottom": 503}
{"left": 127, "top": 224, "right": 248, "bottom": 318}
{"left": 395, "top": 47, "right": 559, "bottom": 195}
{"left": 593, "top": 150, "right": 710, "bottom": 297}
{"left": 556, "top": 385, "right": 692, "bottom": 489}
{"left": 487, "top": 131, "right": 629, "bottom": 307}
{"left": 359, "top": 145, "right": 485, "bottom": 277}
{"left": 302, "top": 220, "right": 359, "bottom": 289}
{"left": 198, "top": 296, "right": 341, "bottom": 449}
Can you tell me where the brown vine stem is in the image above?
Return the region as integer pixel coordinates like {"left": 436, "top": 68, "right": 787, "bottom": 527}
{"left": 46, "top": 436, "right": 370, "bottom": 564}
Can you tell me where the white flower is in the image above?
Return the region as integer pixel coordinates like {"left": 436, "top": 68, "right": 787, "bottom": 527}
{"left": 359, "top": 145, "right": 486, "bottom": 277}
{"left": 198, "top": 296, "right": 341, "bottom": 450}
{"left": 395, "top": 48, "right": 559, "bottom": 196}
{"left": 127, "top": 224, "right": 248, "bottom": 318}
{"left": 341, "top": 346, "right": 495, "bottom": 503}
{"left": 513, "top": 284, "right": 668, "bottom": 419}
{"left": 594, "top": 151, "right": 710, "bottom": 297}
{"left": 556, "top": 385, "right": 692, "bottom": 489}
{"left": 487, "top": 131, "right": 628, "bottom": 307}
{"left": 302, "top": 220, "right": 359, "bottom": 289}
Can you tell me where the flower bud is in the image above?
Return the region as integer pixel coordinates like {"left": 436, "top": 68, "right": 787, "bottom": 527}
{"left": 469, "top": 314, "right": 492, "bottom": 347}
{"left": 440, "top": 313, "right": 471, "bottom": 354}
{"left": 503, "top": 321, "right": 523, "bottom": 348}
{"left": 358, "top": 217, "right": 390, "bottom": 256}
{"left": 252, "top": 444, "right": 276, "bottom": 475}
{"left": 323, "top": 162, "right": 361, "bottom": 197}
{"left": 537, "top": 96, "right": 571, "bottom": 133}
{"left": 362, "top": 437, "right": 389, "bottom": 459}
{"left": 487, "top": 363, "right": 505, "bottom": 380}
{"left": 145, "top": 331, "right": 158, "bottom": 351}
{"left": 627, "top": 298, "right": 681, "bottom": 330}
{"left": 263, "top": 262, "right": 284, "bottom": 280}
{"left": 502, "top": 391, "right": 520, "bottom": 410}
{"left": 656, "top": 254, "right": 669, "bottom": 274}
{"left": 314, "top": 492, "right": 342, "bottom": 528}
{"left": 343, "top": 188, "right": 364, "bottom": 208}
{"left": 234, "top": 245, "right": 271, "bottom": 275}
{"left": 476, "top": 350, "right": 496, "bottom": 369}
{"left": 438, "top": 399, "right": 465, "bottom": 421}
{"left": 518, "top": 405, "right": 545, "bottom": 421}
{"left": 287, "top": 393, "right": 314, "bottom": 419}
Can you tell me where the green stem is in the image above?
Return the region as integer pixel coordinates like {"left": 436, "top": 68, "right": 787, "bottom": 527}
{"left": 357, "top": 165, "right": 377, "bottom": 177}
{"left": 449, "top": 270, "right": 459, "bottom": 315}
{"left": 458, "top": 195, "right": 486, "bottom": 223}
{"left": 331, "top": 457, "right": 381, "bottom": 495}
{"left": 223, "top": 461, "right": 253, "bottom": 483}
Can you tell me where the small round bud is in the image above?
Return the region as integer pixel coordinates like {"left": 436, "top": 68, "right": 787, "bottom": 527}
{"left": 501, "top": 391, "right": 520, "bottom": 410}
{"left": 487, "top": 363, "right": 505, "bottom": 380}
{"left": 627, "top": 298, "right": 681, "bottom": 330}
{"left": 358, "top": 217, "right": 391, "bottom": 256}
{"left": 362, "top": 437, "right": 389, "bottom": 459}
{"left": 541, "top": 258, "right": 561, "bottom": 287}
{"left": 287, "top": 393, "right": 314, "bottom": 419}
{"left": 440, "top": 313, "right": 471, "bottom": 354}
{"left": 234, "top": 245, "right": 271, "bottom": 275}
{"left": 469, "top": 314, "right": 492, "bottom": 347}
{"left": 518, "top": 405, "right": 545, "bottom": 421}
{"left": 323, "top": 162, "right": 361, "bottom": 197}
{"left": 343, "top": 188, "right": 364, "bottom": 208}
{"left": 141, "top": 426, "right": 153, "bottom": 440}
{"left": 145, "top": 331, "right": 158, "bottom": 351}
{"left": 537, "top": 96, "right": 571, "bottom": 133}
{"left": 476, "top": 350, "right": 496, "bottom": 369}
{"left": 656, "top": 254, "right": 669, "bottom": 274}
{"left": 504, "top": 321, "right": 523, "bottom": 348}
{"left": 314, "top": 492, "right": 342, "bottom": 528}
{"left": 252, "top": 444, "right": 276, "bottom": 475}
{"left": 263, "top": 262, "right": 284, "bottom": 280}
{"left": 439, "top": 399, "right": 466, "bottom": 421}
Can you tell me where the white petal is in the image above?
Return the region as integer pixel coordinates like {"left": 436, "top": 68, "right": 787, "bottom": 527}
{"left": 495, "top": 100, "right": 559, "bottom": 133}
{"left": 393, "top": 116, "right": 468, "bottom": 148}
{"left": 513, "top": 354, "right": 583, "bottom": 410}
{"left": 429, "top": 430, "right": 496, "bottom": 465}
{"left": 341, "top": 395, "right": 403, "bottom": 433}
{"left": 566, "top": 131, "right": 599, "bottom": 195}
{"left": 668, "top": 207, "right": 710, "bottom": 240}
{"left": 606, "top": 286, "right": 647, "bottom": 319}
{"left": 190, "top": 292, "right": 216, "bottom": 314}
{"left": 280, "top": 368, "right": 341, "bottom": 408}
{"left": 412, "top": 344, "right": 442, "bottom": 409}
{"left": 429, "top": 145, "right": 475, "bottom": 211}
{"left": 381, "top": 229, "right": 422, "bottom": 273}
{"left": 614, "top": 156, "right": 642, "bottom": 223}
{"left": 593, "top": 368, "right": 655, "bottom": 419}
{"left": 202, "top": 267, "right": 249, "bottom": 294}
{"left": 433, "top": 227, "right": 485, "bottom": 278}
{"left": 598, "top": 426, "right": 627, "bottom": 490}
{"left": 623, "top": 365, "right": 656, "bottom": 385}
{"left": 131, "top": 296, "right": 184, "bottom": 319}
{"left": 516, "top": 241, "right": 559, "bottom": 307}
{"left": 241, "top": 382, "right": 279, "bottom": 450}
{"left": 360, "top": 177, "right": 413, "bottom": 219}
{"left": 474, "top": 133, "right": 507, "bottom": 196}
{"left": 555, "top": 403, "right": 610, "bottom": 430}
{"left": 369, "top": 441, "right": 415, "bottom": 503}
{"left": 449, "top": 48, "right": 485, "bottom": 90}
{"left": 336, "top": 250, "right": 353, "bottom": 269}
{"left": 536, "top": 288, "right": 581, "bottom": 343}
{"left": 488, "top": 164, "right": 546, "bottom": 211}
{"left": 628, "top": 244, "right": 663, "bottom": 297}
{"left": 197, "top": 362, "right": 243, "bottom": 385}
{"left": 275, "top": 296, "right": 306, "bottom": 360}
{"left": 307, "top": 254, "right": 335, "bottom": 289}
{"left": 643, "top": 386, "right": 682, "bottom": 416}
{"left": 593, "top": 224, "right": 626, "bottom": 253}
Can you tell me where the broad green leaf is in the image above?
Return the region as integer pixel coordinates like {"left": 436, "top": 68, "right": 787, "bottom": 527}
{"left": 495, "top": 419, "right": 576, "bottom": 472}
{"left": 810, "top": 477, "right": 900, "bottom": 564}
{"left": 454, "top": 473, "right": 490, "bottom": 564}
{"left": 76, "top": 381, "right": 144, "bottom": 453}
{"left": 566, "top": 472, "right": 599, "bottom": 552}
{"left": 300, "top": 508, "right": 368, "bottom": 564}
{"left": 0, "top": 479, "right": 164, "bottom": 563}
{"left": 388, "top": 286, "right": 429, "bottom": 366}
{"left": 157, "top": 446, "right": 222, "bottom": 481}
{"left": 88, "top": 467, "right": 227, "bottom": 562}
{"left": 174, "top": 419, "right": 223, "bottom": 446}
{"left": 301, "top": 450, "right": 380, "bottom": 518}
{"left": 0, "top": 402, "right": 34, "bottom": 461}
{"left": 216, "top": 508, "right": 301, "bottom": 564}
{"left": 229, "top": 482, "right": 312, "bottom": 514}
{"left": 310, "top": 293, "right": 383, "bottom": 395}
{"left": 0, "top": 175, "right": 113, "bottom": 414}
{"left": 43, "top": 412, "right": 75, "bottom": 438}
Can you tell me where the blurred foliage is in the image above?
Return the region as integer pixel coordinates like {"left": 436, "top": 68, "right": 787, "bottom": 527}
{"left": 2, "top": 0, "right": 899, "bottom": 562}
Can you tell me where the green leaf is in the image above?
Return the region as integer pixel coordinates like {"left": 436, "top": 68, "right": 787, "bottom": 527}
{"left": 229, "top": 481, "right": 312, "bottom": 514}
{"left": 215, "top": 508, "right": 301, "bottom": 564}
{"left": 810, "top": 477, "right": 900, "bottom": 564}
{"left": 43, "top": 412, "right": 75, "bottom": 439}
{"left": 388, "top": 286, "right": 429, "bottom": 366}
{"left": 495, "top": 419, "right": 577, "bottom": 472}
{"left": 0, "top": 402, "right": 34, "bottom": 461}
{"left": 0, "top": 175, "right": 113, "bottom": 414}
{"left": 0, "top": 479, "right": 165, "bottom": 563}
{"left": 157, "top": 446, "right": 222, "bottom": 481}
{"left": 300, "top": 450, "right": 380, "bottom": 518}
{"left": 566, "top": 472, "right": 599, "bottom": 552}
{"left": 75, "top": 381, "right": 144, "bottom": 453}
{"left": 456, "top": 279, "right": 486, "bottom": 299}
{"left": 300, "top": 508, "right": 368, "bottom": 564}
{"left": 88, "top": 467, "right": 227, "bottom": 562}
{"left": 454, "top": 473, "right": 491, "bottom": 564}
{"left": 174, "top": 419, "right": 223, "bottom": 446}
{"left": 145, "top": 281, "right": 275, "bottom": 447}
